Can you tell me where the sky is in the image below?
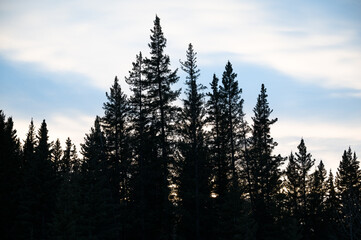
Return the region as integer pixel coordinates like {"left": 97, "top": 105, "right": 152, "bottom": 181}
{"left": 1, "top": 0, "right": 361, "bottom": 172}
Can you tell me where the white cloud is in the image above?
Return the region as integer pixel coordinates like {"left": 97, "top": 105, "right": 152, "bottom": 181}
{"left": 0, "top": 0, "right": 360, "bottom": 91}
{"left": 272, "top": 118, "right": 361, "bottom": 172}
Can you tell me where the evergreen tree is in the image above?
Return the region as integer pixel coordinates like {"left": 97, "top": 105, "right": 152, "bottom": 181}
{"left": 79, "top": 116, "right": 116, "bottom": 239}
{"left": 294, "top": 138, "right": 315, "bottom": 230}
{"left": 216, "top": 61, "right": 247, "bottom": 239}
{"left": 285, "top": 152, "right": 299, "bottom": 217}
{"left": 206, "top": 74, "right": 228, "bottom": 200}
{"left": 324, "top": 170, "right": 341, "bottom": 239}
{"left": 0, "top": 111, "right": 22, "bottom": 239}
{"left": 247, "top": 84, "right": 283, "bottom": 239}
{"left": 219, "top": 61, "right": 244, "bottom": 186}
{"left": 51, "top": 139, "right": 62, "bottom": 172}
{"left": 142, "top": 15, "right": 180, "bottom": 239}
{"left": 20, "top": 120, "right": 56, "bottom": 239}
{"left": 22, "top": 119, "right": 36, "bottom": 166}
{"left": 177, "top": 43, "right": 211, "bottom": 239}
{"left": 125, "top": 52, "right": 149, "bottom": 240}
{"left": 102, "top": 76, "right": 131, "bottom": 239}
{"left": 51, "top": 138, "right": 81, "bottom": 240}
{"left": 336, "top": 147, "right": 361, "bottom": 240}
{"left": 308, "top": 161, "right": 327, "bottom": 239}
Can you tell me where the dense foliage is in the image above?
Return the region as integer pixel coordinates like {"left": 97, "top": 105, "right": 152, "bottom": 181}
{"left": 1, "top": 16, "right": 360, "bottom": 240}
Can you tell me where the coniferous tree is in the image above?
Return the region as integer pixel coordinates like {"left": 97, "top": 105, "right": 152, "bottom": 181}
{"left": 177, "top": 43, "right": 211, "bottom": 239}
{"left": 324, "top": 170, "right": 341, "bottom": 239}
{"left": 285, "top": 152, "right": 299, "bottom": 217}
{"left": 20, "top": 120, "right": 56, "bottom": 239}
{"left": 247, "top": 84, "right": 283, "bottom": 239}
{"left": 79, "top": 116, "right": 116, "bottom": 239}
{"left": 142, "top": 15, "right": 180, "bottom": 239}
{"left": 51, "top": 139, "right": 62, "bottom": 172}
{"left": 0, "top": 111, "right": 22, "bottom": 239}
{"left": 336, "top": 147, "right": 361, "bottom": 240}
{"left": 102, "top": 76, "right": 131, "bottom": 239}
{"left": 308, "top": 161, "right": 327, "bottom": 239}
{"left": 294, "top": 138, "right": 315, "bottom": 231}
{"left": 206, "top": 74, "right": 228, "bottom": 200}
{"left": 219, "top": 61, "right": 244, "bottom": 186}
{"left": 125, "top": 52, "right": 149, "bottom": 240}
{"left": 217, "top": 61, "right": 247, "bottom": 238}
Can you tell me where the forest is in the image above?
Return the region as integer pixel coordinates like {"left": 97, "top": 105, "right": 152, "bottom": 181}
{"left": 1, "top": 16, "right": 360, "bottom": 240}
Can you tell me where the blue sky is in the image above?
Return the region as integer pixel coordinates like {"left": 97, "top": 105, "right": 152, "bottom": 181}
{"left": 1, "top": 0, "right": 360, "bottom": 171}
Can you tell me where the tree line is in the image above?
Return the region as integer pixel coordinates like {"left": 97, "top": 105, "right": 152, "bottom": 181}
{"left": 1, "top": 16, "right": 360, "bottom": 240}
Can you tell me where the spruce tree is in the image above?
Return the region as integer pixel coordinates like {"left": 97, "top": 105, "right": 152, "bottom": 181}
{"left": 143, "top": 15, "right": 180, "bottom": 239}
{"left": 336, "top": 147, "right": 361, "bottom": 240}
{"left": 51, "top": 139, "right": 62, "bottom": 173}
{"left": 308, "top": 161, "right": 327, "bottom": 239}
{"left": 324, "top": 170, "right": 341, "bottom": 239}
{"left": 20, "top": 120, "right": 56, "bottom": 239}
{"left": 219, "top": 61, "right": 244, "bottom": 185}
{"left": 247, "top": 84, "right": 283, "bottom": 239}
{"left": 80, "top": 116, "right": 116, "bottom": 239}
{"left": 0, "top": 111, "right": 22, "bottom": 239}
{"left": 102, "top": 76, "right": 131, "bottom": 239}
{"left": 177, "top": 43, "right": 211, "bottom": 239}
{"left": 217, "top": 61, "right": 247, "bottom": 238}
{"left": 125, "top": 52, "right": 149, "bottom": 239}
{"left": 285, "top": 152, "right": 299, "bottom": 217}
{"left": 294, "top": 138, "right": 314, "bottom": 229}
{"left": 206, "top": 74, "right": 228, "bottom": 200}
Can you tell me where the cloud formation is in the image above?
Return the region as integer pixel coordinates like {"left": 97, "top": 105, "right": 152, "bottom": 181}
{"left": 0, "top": 0, "right": 360, "bottom": 90}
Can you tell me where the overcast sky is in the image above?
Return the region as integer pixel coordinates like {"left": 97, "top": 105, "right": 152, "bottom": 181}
{"left": 1, "top": 0, "right": 360, "bottom": 172}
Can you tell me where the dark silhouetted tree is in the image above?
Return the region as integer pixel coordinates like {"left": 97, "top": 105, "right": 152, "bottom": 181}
{"left": 247, "top": 84, "right": 283, "bottom": 239}
{"left": 308, "top": 160, "right": 327, "bottom": 239}
{"left": 0, "top": 111, "right": 22, "bottom": 239}
{"left": 177, "top": 43, "right": 212, "bottom": 240}
{"left": 20, "top": 120, "right": 56, "bottom": 239}
{"left": 336, "top": 147, "right": 361, "bottom": 240}
{"left": 102, "top": 76, "right": 131, "bottom": 239}
{"left": 142, "top": 15, "right": 180, "bottom": 239}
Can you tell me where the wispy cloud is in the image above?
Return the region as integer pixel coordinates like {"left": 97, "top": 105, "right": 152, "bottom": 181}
{"left": 0, "top": 0, "right": 360, "bottom": 90}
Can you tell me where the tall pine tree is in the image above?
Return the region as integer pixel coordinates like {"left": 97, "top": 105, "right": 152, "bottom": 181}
{"left": 143, "top": 15, "right": 180, "bottom": 239}
{"left": 247, "top": 84, "right": 283, "bottom": 239}
{"left": 0, "top": 111, "right": 22, "bottom": 239}
{"left": 177, "top": 43, "right": 211, "bottom": 240}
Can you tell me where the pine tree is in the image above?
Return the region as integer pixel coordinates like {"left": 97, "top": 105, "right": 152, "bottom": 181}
{"left": 177, "top": 43, "right": 212, "bottom": 239}
{"left": 142, "top": 15, "right": 180, "bottom": 239}
{"left": 206, "top": 74, "right": 228, "bottom": 200}
{"left": 79, "top": 116, "right": 116, "bottom": 239}
{"left": 285, "top": 152, "right": 299, "bottom": 217}
{"left": 52, "top": 139, "right": 62, "bottom": 172}
{"left": 102, "top": 76, "right": 131, "bottom": 239}
{"left": 294, "top": 138, "right": 314, "bottom": 231}
{"left": 216, "top": 61, "right": 247, "bottom": 239}
{"left": 219, "top": 61, "right": 244, "bottom": 186}
{"left": 20, "top": 120, "right": 56, "bottom": 239}
{"left": 0, "top": 111, "right": 22, "bottom": 239}
{"left": 125, "top": 52, "right": 149, "bottom": 239}
{"left": 247, "top": 84, "right": 283, "bottom": 239}
{"left": 324, "top": 170, "right": 341, "bottom": 239}
{"left": 51, "top": 137, "right": 82, "bottom": 240}
{"left": 336, "top": 147, "right": 361, "bottom": 240}
{"left": 308, "top": 161, "right": 327, "bottom": 239}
